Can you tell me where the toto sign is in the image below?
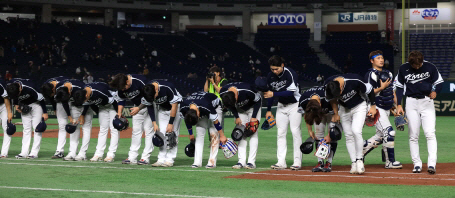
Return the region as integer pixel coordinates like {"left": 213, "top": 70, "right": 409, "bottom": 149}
{"left": 268, "top": 13, "right": 306, "bottom": 25}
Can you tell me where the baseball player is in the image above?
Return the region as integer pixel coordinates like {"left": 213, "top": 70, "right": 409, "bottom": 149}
{"left": 363, "top": 50, "right": 402, "bottom": 169}
{"left": 41, "top": 76, "right": 69, "bottom": 159}
{"left": 220, "top": 82, "right": 262, "bottom": 169}
{"left": 141, "top": 80, "right": 182, "bottom": 167}
{"left": 394, "top": 51, "right": 443, "bottom": 174}
{"left": 324, "top": 74, "right": 376, "bottom": 174}
{"left": 108, "top": 73, "right": 153, "bottom": 165}
{"left": 73, "top": 82, "right": 119, "bottom": 162}
{"left": 6, "top": 78, "right": 49, "bottom": 159}
{"left": 54, "top": 79, "right": 95, "bottom": 161}
{"left": 298, "top": 86, "right": 337, "bottom": 172}
{"left": 0, "top": 80, "right": 13, "bottom": 158}
{"left": 264, "top": 55, "right": 302, "bottom": 170}
{"left": 180, "top": 91, "right": 227, "bottom": 169}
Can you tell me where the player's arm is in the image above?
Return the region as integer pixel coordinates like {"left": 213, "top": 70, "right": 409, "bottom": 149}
{"left": 61, "top": 102, "right": 73, "bottom": 123}
{"left": 394, "top": 71, "right": 405, "bottom": 115}
{"left": 37, "top": 92, "right": 49, "bottom": 121}
{"left": 4, "top": 97, "right": 13, "bottom": 121}
{"left": 213, "top": 119, "right": 227, "bottom": 144}
{"left": 251, "top": 98, "right": 261, "bottom": 122}
{"left": 146, "top": 105, "right": 158, "bottom": 132}
{"left": 115, "top": 92, "right": 125, "bottom": 117}
{"left": 364, "top": 82, "right": 377, "bottom": 117}
{"left": 330, "top": 99, "right": 339, "bottom": 123}
{"left": 430, "top": 64, "right": 444, "bottom": 99}
{"left": 306, "top": 122, "right": 315, "bottom": 139}
{"left": 49, "top": 97, "right": 57, "bottom": 111}
{"left": 185, "top": 119, "right": 195, "bottom": 141}
{"left": 166, "top": 102, "right": 179, "bottom": 133}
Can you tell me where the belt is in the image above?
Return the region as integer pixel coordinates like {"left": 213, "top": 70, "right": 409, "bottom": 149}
{"left": 409, "top": 95, "right": 425, "bottom": 99}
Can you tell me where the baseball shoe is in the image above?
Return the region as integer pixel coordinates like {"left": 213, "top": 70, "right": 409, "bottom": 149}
{"left": 356, "top": 159, "right": 365, "bottom": 174}
{"left": 312, "top": 162, "right": 324, "bottom": 172}
{"left": 0, "top": 155, "right": 8, "bottom": 159}
{"left": 385, "top": 160, "right": 403, "bottom": 169}
{"left": 191, "top": 164, "right": 200, "bottom": 168}
{"left": 51, "top": 151, "right": 64, "bottom": 159}
{"left": 350, "top": 162, "right": 358, "bottom": 174}
{"left": 90, "top": 155, "right": 103, "bottom": 162}
{"left": 271, "top": 164, "right": 286, "bottom": 170}
{"left": 137, "top": 159, "right": 149, "bottom": 165}
{"left": 205, "top": 165, "right": 216, "bottom": 169}
{"left": 428, "top": 166, "right": 436, "bottom": 174}
{"left": 245, "top": 163, "right": 256, "bottom": 169}
{"left": 232, "top": 163, "right": 244, "bottom": 169}
{"left": 322, "top": 162, "right": 332, "bottom": 172}
{"left": 15, "top": 155, "right": 25, "bottom": 159}
{"left": 63, "top": 155, "right": 75, "bottom": 161}
{"left": 412, "top": 166, "right": 422, "bottom": 173}
{"left": 104, "top": 156, "right": 114, "bottom": 163}
{"left": 151, "top": 161, "right": 165, "bottom": 167}
{"left": 163, "top": 162, "right": 174, "bottom": 167}
{"left": 290, "top": 165, "right": 301, "bottom": 171}
{"left": 122, "top": 158, "right": 136, "bottom": 164}
{"left": 27, "top": 155, "right": 37, "bottom": 159}
{"left": 74, "top": 155, "right": 87, "bottom": 161}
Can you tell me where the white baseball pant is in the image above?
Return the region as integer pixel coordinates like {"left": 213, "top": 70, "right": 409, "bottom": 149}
{"left": 193, "top": 106, "right": 223, "bottom": 167}
{"left": 93, "top": 104, "right": 119, "bottom": 159}
{"left": 406, "top": 96, "right": 437, "bottom": 168}
{"left": 237, "top": 107, "right": 261, "bottom": 166}
{"left": 55, "top": 103, "right": 68, "bottom": 153}
{"left": 66, "top": 105, "right": 94, "bottom": 158}
{"left": 1, "top": 103, "right": 11, "bottom": 156}
{"left": 314, "top": 113, "right": 336, "bottom": 163}
{"left": 339, "top": 101, "right": 367, "bottom": 162}
{"left": 19, "top": 103, "right": 43, "bottom": 157}
{"left": 276, "top": 102, "right": 302, "bottom": 167}
{"left": 156, "top": 104, "right": 181, "bottom": 164}
{"left": 128, "top": 107, "right": 154, "bottom": 162}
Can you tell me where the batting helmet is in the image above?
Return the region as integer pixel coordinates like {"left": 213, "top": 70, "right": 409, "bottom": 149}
{"left": 35, "top": 118, "right": 47, "bottom": 133}
{"left": 6, "top": 121, "right": 16, "bottom": 135}
{"left": 113, "top": 115, "right": 129, "bottom": 131}
{"left": 379, "top": 71, "right": 391, "bottom": 82}
{"left": 19, "top": 104, "right": 32, "bottom": 115}
{"left": 231, "top": 124, "right": 245, "bottom": 141}
{"left": 329, "top": 122, "right": 343, "bottom": 141}
{"left": 255, "top": 76, "right": 268, "bottom": 92}
{"left": 65, "top": 123, "right": 78, "bottom": 134}
{"left": 185, "top": 141, "right": 195, "bottom": 157}
{"left": 300, "top": 137, "right": 315, "bottom": 154}
{"left": 365, "top": 109, "right": 380, "bottom": 127}
{"left": 152, "top": 132, "right": 165, "bottom": 147}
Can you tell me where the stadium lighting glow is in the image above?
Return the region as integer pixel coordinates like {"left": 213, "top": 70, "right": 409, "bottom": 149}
{"left": 163, "top": 16, "right": 166, "bottom": 19}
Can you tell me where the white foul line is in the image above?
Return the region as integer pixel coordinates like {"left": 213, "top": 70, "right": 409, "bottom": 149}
{"left": 0, "top": 186, "right": 229, "bottom": 198}
{"left": 1, "top": 162, "right": 453, "bottom": 181}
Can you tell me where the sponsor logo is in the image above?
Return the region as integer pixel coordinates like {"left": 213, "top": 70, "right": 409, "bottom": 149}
{"left": 268, "top": 13, "right": 306, "bottom": 25}
{"left": 412, "top": 10, "right": 421, "bottom": 15}
{"left": 450, "top": 83, "right": 455, "bottom": 92}
{"left": 404, "top": 72, "right": 430, "bottom": 84}
{"left": 421, "top": 9, "right": 439, "bottom": 20}
{"left": 339, "top": 13, "right": 353, "bottom": 22}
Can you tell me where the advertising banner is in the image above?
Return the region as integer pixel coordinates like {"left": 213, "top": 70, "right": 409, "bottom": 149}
{"left": 410, "top": 8, "right": 451, "bottom": 21}
{"left": 386, "top": 10, "right": 394, "bottom": 40}
{"left": 339, "top": 12, "right": 378, "bottom": 23}
{"left": 268, "top": 13, "right": 306, "bottom": 25}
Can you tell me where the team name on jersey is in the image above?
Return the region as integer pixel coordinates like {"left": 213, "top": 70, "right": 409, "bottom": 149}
{"left": 18, "top": 94, "right": 31, "bottom": 101}
{"left": 187, "top": 92, "right": 206, "bottom": 100}
{"left": 86, "top": 98, "right": 103, "bottom": 105}
{"left": 307, "top": 87, "right": 324, "bottom": 92}
{"left": 155, "top": 96, "right": 168, "bottom": 104}
{"left": 404, "top": 72, "right": 430, "bottom": 84}
{"left": 123, "top": 90, "right": 140, "bottom": 99}
{"left": 270, "top": 80, "right": 287, "bottom": 90}
{"left": 341, "top": 90, "right": 356, "bottom": 101}
{"left": 237, "top": 99, "right": 249, "bottom": 108}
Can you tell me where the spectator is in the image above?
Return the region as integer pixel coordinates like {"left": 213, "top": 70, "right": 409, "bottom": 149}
{"left": 381, "top": 30, "right": 386, "bottom": 44}
{"left": 384, "top": 59, "right": 390, "bottom": 69}
{"left": 151, "top": 49, "right": 157, "bottom": 57}
{"left": 143, "top": 66, "right": 149, "bottom": 76}
{"left": 0, "top": 46, "right": 4, "bottom": 57}
{"left": 96, "top": 34, "right": 102, "bottom": 45}
{"left": 317, "top": 74, "right": 323, "bottom": 84}
{"left": 124, "top": 65, "right": 129, "bottom": 72}
{"left": 259, "top": 22, "right": 264, "bottom": 26}
{"left": 224, "top": 52, "right": 230, "bottom": 59}
{"left": 10, "top": 58, "right": 18, "bottom": 71}
{"left": 270, "top": 46, "right": 275, "bottom": 53}
{"left": 83, "top": 74, "right": 88, "bottom": 83}
{"left": 238, "top": 73, "right": 243, "bottom": 82}
{"left": 255, "top": 59, "right": 261, "bottom": 65}
{"left": 249, "top": 58, "right": 254, "bottom": 65}
{"left": 218, "top": 55, "right": 225, "bottom": 62}
{"left": 87, "top": 73, "right": 94, "bottom": 83}
{"left": 156, "top": 61, "right": 162, "bottom": 68}
{"left": 5, "top": 71, "right": 12, "bottom": 81}
{"left": 190, "top": 52, "right": 196, "bottom": 59}
{"left": 255, "top": 68, "right": 262, "bottom": 78}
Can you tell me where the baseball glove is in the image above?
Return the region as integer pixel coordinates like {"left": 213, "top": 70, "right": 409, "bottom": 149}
{"left": 165, "top": 131, "right": 178, "bottom": 150}
{"left": 243, "top": 120, "right": 259, "bottom": 138}
{"left": 394, "top": 114, "right": 408, "bottom": 131}
{"left": 19, "top": 104, "right": 32, "bottom": 115}
{"left": 220, "top": 138, "right": 238, "bottom": 159}
{"left": 261, "top": 116, "right": 276, "bottom": 130}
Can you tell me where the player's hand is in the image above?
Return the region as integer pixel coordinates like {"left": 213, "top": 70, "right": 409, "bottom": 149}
{"left": 166, "top": 124, "right": 173, "bottom": 133}
{"left": 308, "top": 130, "right": 316, "bottom": 140}
{"left": 367, "top": 106, "right": 377, "bottom": 118}
{"left": 78, "top": 115, "right": 85, "bottom": 125}
{"left": 219, "top": 134, "right": 227, "bottom": 144}
{"left": 7, "top": 112, "right": 13, "bottom": 122}
{"left": 331, "top": 114, "right": 340, "bottom": 123}
{"left": 189, "top": 134, "right": 195, "bottom": 142}
{"left": 15, "top": 106, "right": 22, "bottom": 113}
{"left": 152, "top": 122, "right": 159, "bottom": 132}
{"left": 117, "top": 112, "right": 122, "bottom": 118}
{"left": 429, "top": 91, "right": 437, "bottom": 99}
{"left": 250, "top": 117, "right": 258, "bottom": 123}
{"left": 323, "top": 134, "right": 331, "bottom": 143}
{"left": 380, "top": 79, "right": 392, "bottom": 90}
{"left": 235, "top": 118, "right": 242, "bottom": 125}
{"left": 130, "top": 107, "right": 140, "bottom": 116}
{"left": 396, "top": 105, "right": 404, "bottom": 116}
{"left": 265, "top": 111, "right": 274, "bottom": 120}
{"left": 42, "top": 113, "right": 49, "bottom": 121}
{"left": 68, "top": 116, "right": 74, "bottom": 124}
{"left": 263, "top": 91, "right": 274, "bottom": 98}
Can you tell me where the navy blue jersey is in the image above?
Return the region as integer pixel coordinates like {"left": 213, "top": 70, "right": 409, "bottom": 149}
{"left": 56, "top": 79, "right": 85, "bottom": 103}
{"left": 45, "top": 76, "right": 68, "bottom": 84}
{"left": 324, "top": 74, "right": 373, "bottom": 109}
{"left": 83, "top": 82, "right": 115, "bottom": 106}
{"left": 365, "top": 68, "right": 394, "bottom": 110}
{"left": 8, "top": 78, "right": 45, "bottom": 105}
{"left": 220, "top": 82, "right": 261, "bottom": 111}
{"left": 267, "top": 67, "right": 301, "bottom": 104}
{"left": 115, "top": 74, "right": 148, "bottom": 106}
{"left": 299, "top": 86, "right": 332, "bottom": 114}
{"left": 394, "top": 61, "right": 444, "bottom": 98}
{"left": 0, "top": 80, "right": 7, "bottom": 105}
{"left": 180, "top": 92, "right": 220, "bottom": 122}
{"left": 143, "top": 80, "right": 182, "bottom": 110}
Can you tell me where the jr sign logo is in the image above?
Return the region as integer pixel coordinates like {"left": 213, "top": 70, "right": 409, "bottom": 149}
{"left": 339, "top": 13, "right": 353, "bottom": 22}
